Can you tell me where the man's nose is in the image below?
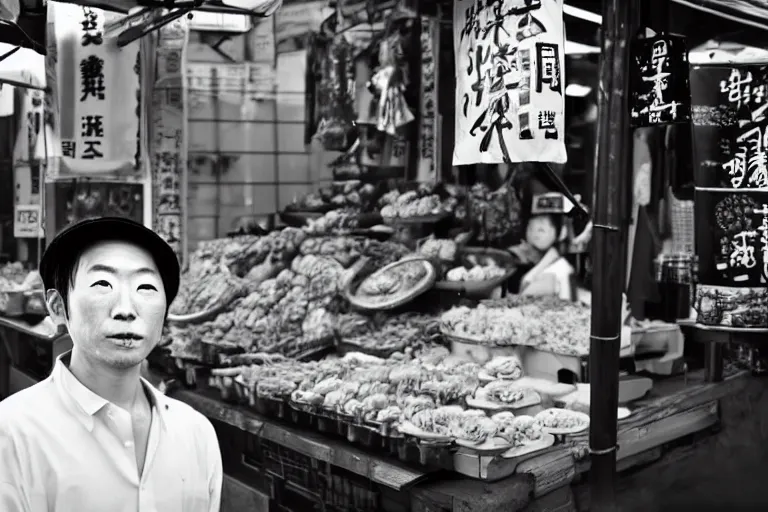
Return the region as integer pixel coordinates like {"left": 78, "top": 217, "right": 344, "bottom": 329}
{"left": 111, "top": 288, "right": 137, "bottom": 320}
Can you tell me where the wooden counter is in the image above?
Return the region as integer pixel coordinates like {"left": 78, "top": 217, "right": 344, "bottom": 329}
{"left": 170, "top": 368, "right": 748, "bottom": 512}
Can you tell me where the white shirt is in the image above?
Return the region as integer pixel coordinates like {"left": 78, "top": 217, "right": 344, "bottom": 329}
{"left": 0, "top": 355, "right": 222, "bottom": 512}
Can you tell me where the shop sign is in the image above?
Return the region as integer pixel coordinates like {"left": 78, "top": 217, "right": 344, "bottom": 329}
{"left": 629, "top": 33, "right": 691, "bottom": 127}
{"left": 417, "top": 15, "right": 438, "bottom": 182}
{"left": 151, "top": 18, "right": 189, "bottom": 263}
{"left": 453, "top": 0, "right": 567, "bottom": 165}
{"left": 46, "top": 2, "right": 141, "bottom": 178}
{"left": 690, "top": 64, "right": 768, "bottom": 188}
{"left": 695, "top": 189, "right": 768, "bottom": 287}
{"left": 14, "top": 205, "right": 42, "bottom": 238}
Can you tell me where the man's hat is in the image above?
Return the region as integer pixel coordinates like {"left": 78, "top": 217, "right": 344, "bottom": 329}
{"left": 40, "top": 217, "right": 180, "bottom": 304}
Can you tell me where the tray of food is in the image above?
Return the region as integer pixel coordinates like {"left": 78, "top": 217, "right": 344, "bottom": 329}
{"left": 465, "top": 381, "right": 542, "bottom": 413}
{"left": 492, "top": 413, "right": 556, "bottom": 459}
{"left": 346, "top": 256, "right": 437, "bottom": 310}
{"left": 433, "top": 247, "right": 518, "bottom": 295}
{"left": 535, "top": 408, "right": 590, "bottom": 435}
{"left": 379, "top": 185, "right": 457, "bottom": 225}
{"left": 477, "top": 355, "right": 524, "bottom": 381}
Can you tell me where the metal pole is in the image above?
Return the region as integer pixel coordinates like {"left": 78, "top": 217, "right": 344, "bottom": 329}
{"left": 588, "top": 0, "right": 637, "bottom": 509}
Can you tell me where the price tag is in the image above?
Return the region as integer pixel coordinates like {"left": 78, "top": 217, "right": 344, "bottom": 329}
{"left": 14, "top": 204, "right": 42, "bottom": 238}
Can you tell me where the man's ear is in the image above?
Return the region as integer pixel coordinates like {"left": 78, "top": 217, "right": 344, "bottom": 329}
{"left": 45, "top": 289, "right": 67, "bottom": 326}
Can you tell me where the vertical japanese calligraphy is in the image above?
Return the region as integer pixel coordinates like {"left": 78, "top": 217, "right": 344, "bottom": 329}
{"left": 629, "top": 34, "right": 690, "bottom": 127}
{"left": 46, "top": 2, "right": 141, "bottom": 178}
{"left": 695, "top": 190, "right": 768, "bottom": 287}
{"left": 453, "top": 0, "right": 566, "bottom": 165}
{"left": 151, "top": 17, "right": 189, "bottom": 263}
{"left": 690, "top": 64, "right": 768, "bottom": 188}
{"left": 417, "top": 15, "right": 438, "bottom": 182}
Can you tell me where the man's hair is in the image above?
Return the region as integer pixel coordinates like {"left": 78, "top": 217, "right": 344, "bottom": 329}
{"left": 48, "top": 240, "right": 170, "bottom": 318}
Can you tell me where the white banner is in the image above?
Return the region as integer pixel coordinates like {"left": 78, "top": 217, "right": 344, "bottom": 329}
{"left": 14, "top": 205, "right": 43, "bottom": 238}
{"left": 453, "top": 0, "right": 567, "bottom": 165}
{"left": 46, "top": 2, "right": 141, "bottom": 178}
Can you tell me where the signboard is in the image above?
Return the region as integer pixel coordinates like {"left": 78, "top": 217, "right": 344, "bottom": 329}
{"left": 417, "top": 15, "right": 438, "bottom": 182}
{"left": 690, "top": 64, "right": 768, "bottom": 188}
{"left": 151, "top": 18, "right": 189, "bottom": 263}
{"left": 46, "top": 2, "right": 141, "bottom": 179}
{"left": 453, "top": 0, "right": 567, "bottom": 165}
{"left": 629, "top": 33, "right": 691, "bottom": 127}
{"left": 695, "top": 189, "right": 768, "bottom": 287}
{"left": 14, "top": 205, "right": 43, "bottom": 238}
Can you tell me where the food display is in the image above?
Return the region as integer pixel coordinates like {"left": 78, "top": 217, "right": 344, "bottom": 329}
{"left": 304, "top": 209, "right": 367, "bottom": 234}
{"left": 351, "top": 257, "right": 436, "bottom": 309}
{"left": 286, "top": 180, "right": 378, "bottom": 213}
{"left": 466, "top": 381, "right": 541, "bottom": 411}
{"left": 440, "top": 296, "right": 591, "bottom": 356}
{"left": 337, "top": 312, "right": 442, "bottom": 356}
{"left": 445, "top": 262, "right": 506, "bottom": 282}
{"left": 418, "top": 238, "right": 458, "bottom": 262}
{"left": 535, "top": 408, "right": 590, "bottom": 434}
{"left": 379, "top": 186, "right": 457, "bottom": 221}
{"left": 0, "top": 262, "right": 33, "bottom": 290}
{"left": 169, "top": 270, "right": 250, "bottom": 317}
{"left": 480, "top": 355, "right": 524, "bottom": 381}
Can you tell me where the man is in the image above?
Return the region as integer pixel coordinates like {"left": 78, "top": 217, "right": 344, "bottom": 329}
{"left": 0, "top": 217, "right": 222, "bottom": 512}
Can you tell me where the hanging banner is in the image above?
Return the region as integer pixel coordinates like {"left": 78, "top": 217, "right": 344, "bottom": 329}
{"left": 690, "top": 64, "right": 768, "bottom": 189}
{"left": 417, "top": 15, "right": 439, "bottom": 182}
{"left": 629, "top": 33, "right": 691, "bottom": 127}
{"left": 45, "top": 2, "right": 141, "bottom": 179}
{"left": 453, "top": 0, "right": 567, "bottom": 165}
{"left": 12, "top": 89, "right": 45, "bottom": 238}
{"left": 151, "top": 17, "right": 189, "bottom": 263}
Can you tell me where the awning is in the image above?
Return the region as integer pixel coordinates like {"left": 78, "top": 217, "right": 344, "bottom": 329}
{"left": 566, "top": 0, "right": 768, "bottom": 31}
{"left": 0, "top": 42, "right": 44, "bottom": 89}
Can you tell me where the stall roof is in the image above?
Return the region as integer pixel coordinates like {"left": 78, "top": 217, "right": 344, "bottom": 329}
{"left": 0, "top": 43, "right": 44, "bottom": 89}
{"left": 566, "top": 0, "right": 768, "bottom": 31}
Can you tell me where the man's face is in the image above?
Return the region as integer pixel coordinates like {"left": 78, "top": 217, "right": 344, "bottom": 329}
{"left": 60, "top": 240, "right": 167, "bottom": 370}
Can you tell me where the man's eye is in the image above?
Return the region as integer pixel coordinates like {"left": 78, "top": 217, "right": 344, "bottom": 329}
{"left": 91, "top": 280, "right": 111, "bottom": 288}
{"left": 138, "top": 284, "right": 157, "bottom": 291}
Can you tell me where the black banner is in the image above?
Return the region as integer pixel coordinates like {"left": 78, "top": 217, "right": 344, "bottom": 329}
{"left": 690, "top": 64, "right": 768, "bottom": 188}
{"left": 629, "top": 33, "right": 691, "bottom": 128}
{"left": 695, "top": 189, "right": 768, "bottom": 287}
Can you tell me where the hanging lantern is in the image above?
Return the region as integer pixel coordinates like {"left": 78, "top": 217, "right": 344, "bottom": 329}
{"left": 629, "top": 32, "right": 691, "bottom": 127}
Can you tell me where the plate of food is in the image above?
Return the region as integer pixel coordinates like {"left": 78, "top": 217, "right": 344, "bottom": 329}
{"left": 478, "top": 355, "right": 524, "bottom": 382}
{"left": 466, "top": 381, "right": 542, "bottom": 411}
{"left": 396, "top": 405, "right": 464, "bottom": 442}
{"left": 492, "top": 414, "right": 556, "bottom": 458}
{"left": 451, "top": 410, "right": 513, "bottom": 453}
{"left": 347, "top": 256, "right": 437, "bottom": 310}
{"left": 535, "top": 408, "right": 590, "bottom": 435}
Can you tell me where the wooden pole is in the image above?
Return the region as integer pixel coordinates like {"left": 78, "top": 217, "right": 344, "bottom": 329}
{"left": 588, "top": 0, "right": 638, "bottom": 509}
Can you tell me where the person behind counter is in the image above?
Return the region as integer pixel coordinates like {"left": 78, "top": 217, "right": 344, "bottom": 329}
{"left": 0, "top": 217, "right": 222, "bottom": 512}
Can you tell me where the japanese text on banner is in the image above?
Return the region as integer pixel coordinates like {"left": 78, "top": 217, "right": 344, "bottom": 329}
{"left": 453, "top": 0, "right": 566, "bottom": 165}
{"left": 48, "top": 2, "right": 141, "bottom": 177}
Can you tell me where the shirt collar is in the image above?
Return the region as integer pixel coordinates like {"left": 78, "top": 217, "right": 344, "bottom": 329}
{"left": 53, "top": 352, "right": 169, "bottom": 432}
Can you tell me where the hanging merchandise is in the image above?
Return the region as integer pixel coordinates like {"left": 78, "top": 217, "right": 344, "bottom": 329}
{"left": 306, "top": 29, "right": 358, "bottom": 151}
{"left": 150, "top": 16, "right": 189, "bottom": 263}
{"left": 453, "top": 0, "right": 567, "bottom": 165}
{"left": 629, "top": 32, "right": 691, "bottom": 127}
{"left": 45, "top": 2, "right": 142, "bottom": 179}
